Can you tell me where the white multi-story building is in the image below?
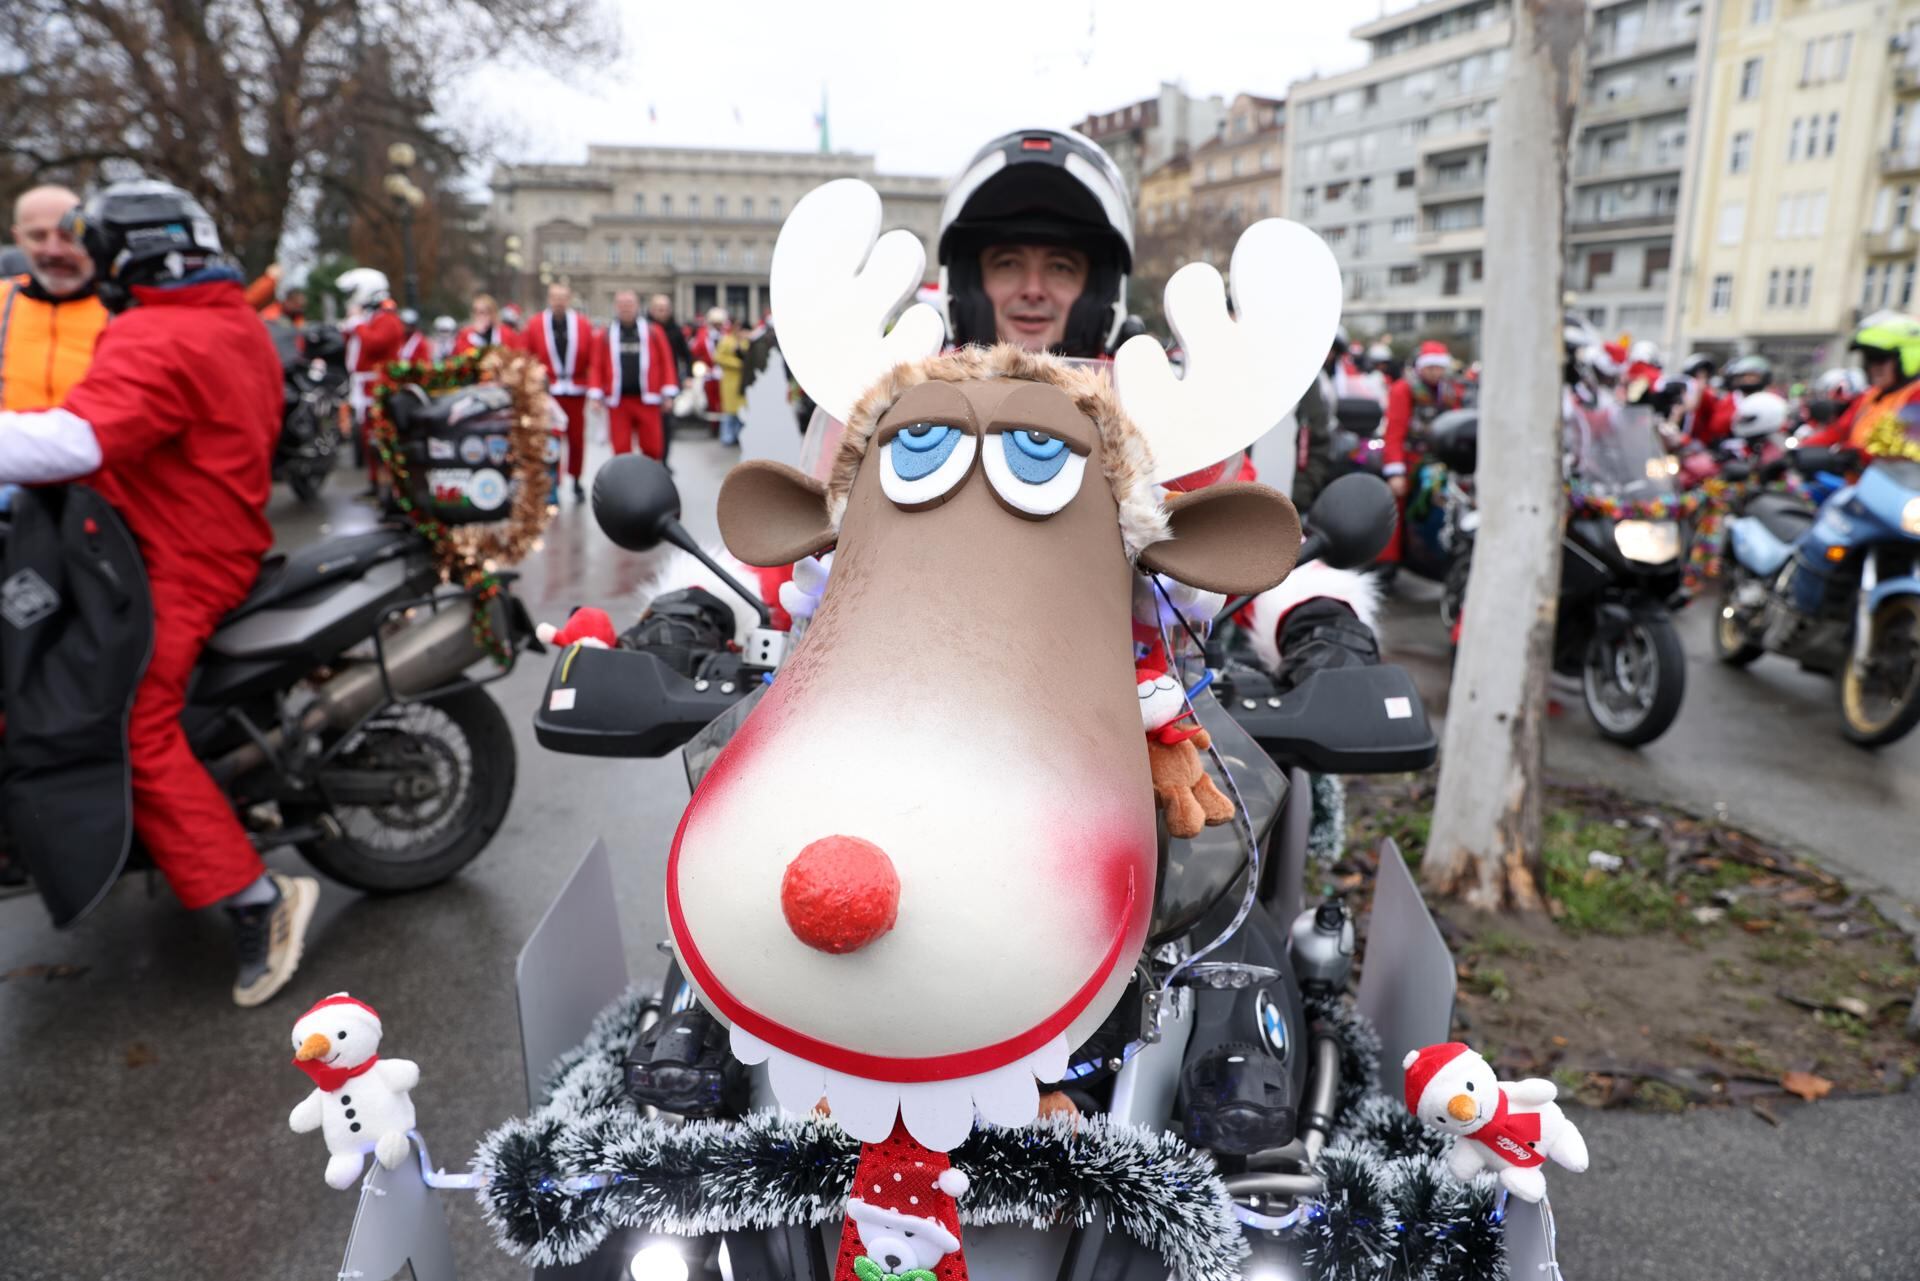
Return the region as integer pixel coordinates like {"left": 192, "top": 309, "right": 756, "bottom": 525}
{"left": 1079, "top": 83, "right": 1228, "bottom": 205}
{"left": 488, "top": 145, "right": 943, "bottom": 322}
{"left": 1285, "top": 0, "right": 1702, "bottom": 354}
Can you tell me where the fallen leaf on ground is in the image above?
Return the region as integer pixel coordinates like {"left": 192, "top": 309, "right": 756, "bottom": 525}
{"left": 1780, "top": 1070, "right": 1833, "bottom": 1101}
{"left": 1551, "top": 1035, "right": 1569, "bottom": 1048}
{"left": 1836, "top": 997, "right": 1871, "bottom": 1019}
{"left": 125, "top": 1043, "right": 157, "bottom": 1069}
{"left": 1740, "top": 918, "right": 1773, "bottom": 933}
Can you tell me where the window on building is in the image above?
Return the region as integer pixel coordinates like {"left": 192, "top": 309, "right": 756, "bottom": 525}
{"left": 1836, "top": 33, "right": 1852, "bottom": 79}
{"left": 712, "top": 196, "right": 725, "bottom": 219}
{"left": 1737, "top": 57, "right": 1763, "bottom": 102}
{"left": 1864, "top": 264, "right": 1883, "bottom": 310}
{"left": 743, "top": 243, "right": 757, "bottom": 270}
{"left": 1301, "top": 187, "right": 1318, "bottom": 217}
{"left": 1363, "top": 85, "right": 1379, "bottom": 108}
{"left": 768, "top": 196, "right": 781, "bottom": 220}
{"left": 1800, "top": 266, "right": 1814, "bottom": 307}
{"left": 1257, "top": 190, "right": 1271, "bottom": 217}
{"left": 1824, "top": 112, "right": 1839, "bottom": 157}
{"left": 1643, "top": 245, "right": 1671, "bottom": 289}
{"left": 1810, "top": 190, "right": 1828, "bottom": 236}
{"left": 606, "top": 240, "right": 620, "bottom": 266}
{"left": 1903, "top": 262, "right": 1916, "bottom": 309}
{"left": 688, "top": 196, "right": 700, "bottom": 218}
{"left": 1801, "top": 38, "right": 1816, "bottom": 85}
{"left": 633, "top": 194, "right": 646, "bottom": 215}
{"left": 1326, "top": 180, "right": 1348, "bottom": 201}
{"left": 1355, "top": 176, "right": 1373, "bottom": 210}
{"left": 1262, "top": 148, "right": 1276, "bottom": 171}
{"left": 1776, "top": 194, "right": 1794, "bottom": 238}
{"left": 1729, "top": 130, "right": 1752, "bottom": 174}
{"left": 1323, "top": 225, "right": 1348, "bottom": 247}
{"left": 1710, "top": 274, "right": 1733, "bottom": 312}
{"left": 1397, "top": 169, "right": 1416, "bottom": 189}
{"left": 1597, "top": 131, "right": 1626, "bottom": 165}
{"left": 1718, "top": 200, "right": 1745, "bottom": 244}
{"left": 660, "top": 194, "right": 673, "bottom": 216}
{"left": 1750, "top": 0, "right": 1772, "bottom": 20}
{"left": 1392, "top": 215, "right": 1416, "bottom": 242}
{"left": 1471, "top": 255, "right": 1483, "bottom": 281}
{"left": 1355, "top": 223, "right": 1372, "bottom": 256}
{"left": 633, "top": 239, "right": 647, "bottom": 264}
{"left": 1896, "top": 184, "right": 1915, "bottom": 230}
{"left": 1767, "top": 268, "right": 1781, "bottom": 308}
{"left": 1653, "top": 182, "right": 1681, "bottom": 214}
{"left": 715, "top": 242, "right": 729, "bottom": 267}
{"left": 1231, "top": 154, "right": 1244, "bottom": 178}
{"left": 1333, "top": 89, "right": 1362, "bottom": 115}
{"left": 1205, "top": 161, "right": 1218, "bottom": 182}
{"left": 661, "top": 241, "right": 675, "bottom": 267}
{"left": 1895, "top": 104, "right": 1911, "bottom": 153}
{"left": 1386, "top": 311, "right": 1417, "bottom": 331}
{"left": 688, "top": 240, "right": 702, "bottom": 266}
{"left": 1586, "top": 250, "right": 1615, "bottom": 287}
{"left": 1389, "top": 265, "right": 1421, "bottom": 285}
{"left": 741, "top": 196, "right": 754, "bottom": 219}
{"left": 1788, "top": 117, "right": 1803, "bottom": 162}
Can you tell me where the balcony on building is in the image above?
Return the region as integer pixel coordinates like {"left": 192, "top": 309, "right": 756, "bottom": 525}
{"left": 1417, "top": 126, "right": 1492, "bottom": 159}
{"left": 1418, "top": 160, "right": 1487, "bottom": 204}
{"left": 1894, "top": 47, "right": 1920, "bottom": 95}
{"left": 1578, "top": 81, "right": 1693, "bottom": 127}
{"left": 1568, "top": 206, "right": 1677, "bottom": 240}
{"left": 1571, "top": 150, "right": 1683, "bottom": 186}
{"left": 1416, "top": 224, "right": 1486, "bottom": 255}
{"left": 1865, "top": 226, "right": 1917, "bottom": 257}
{"left": 1586, "top": 21, "right": 1698, "bottom": 71}
{"left": 1883, "top": 147, "right": 1920, "bottom": 178}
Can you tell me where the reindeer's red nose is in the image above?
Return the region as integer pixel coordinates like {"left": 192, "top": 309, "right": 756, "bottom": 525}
{"left": 780, "top": 835, "right": 900, "bottom": 954}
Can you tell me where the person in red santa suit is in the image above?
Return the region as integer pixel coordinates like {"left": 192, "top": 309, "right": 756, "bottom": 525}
{"left": 336, "top": 267, "right": 407, "bottom": 496}
{"left": 591, "top": 289, "right": 679, "bottom": 461}
{"left": 523, "top": 281, "right": 598, "bottom": 502}
{"left": 0, "top": 181, "right": 316, "bottom": 1005}
{"left": 688, "top": 306, "right": 729, "bottom": 429}
{"left": 395, "top": 308, "right": 432, "bottom": 364}
{"left": 454, "top": 292, "right": 518, "bottom": 355}
{"left": 1379, "top": 339, "right": 1464, "bottom": 565}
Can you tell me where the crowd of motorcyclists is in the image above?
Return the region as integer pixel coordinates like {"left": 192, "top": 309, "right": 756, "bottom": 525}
{"left": 6, "top": 113, "right": 1920, "bottom": 1021}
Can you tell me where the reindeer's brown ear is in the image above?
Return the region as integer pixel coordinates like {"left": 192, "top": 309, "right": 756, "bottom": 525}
{"left": 1137, "top": 481, "right": 1300, "bottom": 595}
{"left": 717, "top": 460, "right": 837, "bottom": 567}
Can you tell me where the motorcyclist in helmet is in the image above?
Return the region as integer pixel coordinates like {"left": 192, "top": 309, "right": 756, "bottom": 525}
{"left": 1700, "top": 353, "right": 1772, "bottom": 446}
{"left": 1836, "top": 312, "right": 1920, "bottom": 462}
{"left": 0, "top": 180, "right": 310, "bottom": 1005}
{"left": 1678, "top": 350, "right": 1721, "bottom": 443}
{"left": 1795, "top": 367, "right": 1869, "bottom": 447}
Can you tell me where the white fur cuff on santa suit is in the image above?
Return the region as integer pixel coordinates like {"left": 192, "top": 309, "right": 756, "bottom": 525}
{"left": 1244, "top": 561, "right": 1380, "bottom": 674}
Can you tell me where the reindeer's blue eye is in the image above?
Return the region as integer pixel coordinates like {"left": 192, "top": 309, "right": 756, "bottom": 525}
{"left": 890, "top": 424, "right": 961, "bottom": 480}
{"left": 1001, "top": 430, "right": 1069, "bottom": 484}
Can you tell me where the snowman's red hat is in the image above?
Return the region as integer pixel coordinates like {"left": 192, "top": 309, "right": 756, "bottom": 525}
{"left": 1402, "top": 1041, "right": 1471, "bottom": 1112}
{"left": 301, "top": 992, "right": 382, "bottom": 1031}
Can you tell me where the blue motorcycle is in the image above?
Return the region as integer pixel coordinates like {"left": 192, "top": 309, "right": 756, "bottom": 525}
{"left": 1715, "top": 456, "right": 1920, "bottom": 746}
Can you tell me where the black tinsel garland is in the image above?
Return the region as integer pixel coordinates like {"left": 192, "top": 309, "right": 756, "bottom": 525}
{"left": 475, "top": 988, "right": 1506, "bottom": 1281}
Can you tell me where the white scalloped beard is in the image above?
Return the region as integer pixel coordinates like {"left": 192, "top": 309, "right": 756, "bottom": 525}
{"left": 730, "top": 1024, "right": 1071, "bottom": 1152}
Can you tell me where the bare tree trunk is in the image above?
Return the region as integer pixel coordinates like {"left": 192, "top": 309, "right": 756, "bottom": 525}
{"left": 1421, "top": 0, "right": 1585, "bottom": 912}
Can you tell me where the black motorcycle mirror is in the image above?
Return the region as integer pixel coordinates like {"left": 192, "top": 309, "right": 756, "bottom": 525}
{"left": 1300, "top": 472, "right": 1398, "bottom": 570}
{"left": 591, "top": 455, "right": 772, "bottom": 627}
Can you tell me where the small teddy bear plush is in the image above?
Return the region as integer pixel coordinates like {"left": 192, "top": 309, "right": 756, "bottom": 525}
{"left": 1138, "top": 660, "right": 1234, "bottom": 838}
{"left": 1403, "top": 1042, "right": 1589, "bottom": 1203}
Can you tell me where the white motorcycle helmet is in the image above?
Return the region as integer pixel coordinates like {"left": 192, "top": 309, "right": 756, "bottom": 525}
{"left": 335, "top": 267, "right": 391, "bottom": 311}
{"left": 1731, "top": 390, "right": 1789, "bottom": 439}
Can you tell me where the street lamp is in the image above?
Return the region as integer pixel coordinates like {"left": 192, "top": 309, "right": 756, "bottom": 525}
{"left": 384, "top": 141, "right": 427, "bottom": 311}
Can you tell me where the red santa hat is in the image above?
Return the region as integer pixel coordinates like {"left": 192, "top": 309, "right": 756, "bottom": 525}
{"left": 301, "top": 992, "right": 382, "bottom": 1032}
{"left": 536, "top": 606, "right": 618, "bottom": 649}
{"left": 1402, "top": 1041, "right": 1471, "bottom": 1113}
{"left": 1415, "top": 341, "right": 1452, "bottom": 371}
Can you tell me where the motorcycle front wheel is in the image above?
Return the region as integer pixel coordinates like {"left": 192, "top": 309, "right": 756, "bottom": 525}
{"left": 1582, "top": 609, "right": 1686, "bottom": 747}
{"left": 289, "top": 684, "right": 516, "bottom": 892}
{"left": 1838, "top": 595, "right": 1920, "bottom": 748}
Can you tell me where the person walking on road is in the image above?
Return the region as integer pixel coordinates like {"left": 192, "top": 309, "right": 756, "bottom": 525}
{"left": 522, "top": 282, "right": 597, "bottom": 503}
{"left": 592, "top": 289, "right": 678, "bottom": 461}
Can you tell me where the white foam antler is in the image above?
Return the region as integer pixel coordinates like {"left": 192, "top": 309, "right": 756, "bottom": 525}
{"left": 769, "top": 179, "right": 946, "bottom": 423}
{"left": 1114, "top": 219, "right": 1342, "bottom": 485}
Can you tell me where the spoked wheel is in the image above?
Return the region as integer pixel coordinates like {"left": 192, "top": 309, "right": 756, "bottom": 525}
{"left": 1839, "top": 595, "right": 1920, "bottom": 748}
{"left": 290, "top": 685, "right": 516, "bottom": 892}
{"left": 1582, "top": 609, "right": 1687, "bottom": 747}
{"left": 1712, "top": 570, "right": 1765, "bottom": 667}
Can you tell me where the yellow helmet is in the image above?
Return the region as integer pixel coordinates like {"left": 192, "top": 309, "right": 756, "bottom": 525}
{"left": 1851, "top": 310, "right": 1920, "bottom": 381}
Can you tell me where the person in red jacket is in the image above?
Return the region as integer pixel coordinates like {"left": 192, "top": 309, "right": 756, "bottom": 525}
{"left": 522, "top": 282, "right": 597, "bottom": 502}
{"left": 454, "top": 292, "right": 519, "bottom": 354}
{"left": 689, "top": 307, "right": 729, "bottom": 424}
{"left": 1380, "top": 340, "right": 1463, "bottom": 564}
{"left": 395, "top": 307, "right": 432, "bottom": 364}
{"left": 0, "top": 181, "right": 311, "bottom": 1005}
{"left": 338, "top": 268, "right": 407, "bottom": 494}
{"left": 591, "top": 289, "right": 679, "bottom": 460}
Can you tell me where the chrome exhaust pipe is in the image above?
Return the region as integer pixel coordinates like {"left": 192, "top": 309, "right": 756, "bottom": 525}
{"left": 211, "top": 597, "right": 497, "bottom": 783}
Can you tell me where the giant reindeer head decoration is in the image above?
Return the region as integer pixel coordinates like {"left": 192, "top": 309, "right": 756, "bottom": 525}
{"left": 668, "top": 180, "right": 1341, "bottom": 1151}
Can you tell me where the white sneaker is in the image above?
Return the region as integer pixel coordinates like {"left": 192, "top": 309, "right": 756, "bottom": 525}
{"left": 227, "top": 873, "right": 319, "bottom": 1007}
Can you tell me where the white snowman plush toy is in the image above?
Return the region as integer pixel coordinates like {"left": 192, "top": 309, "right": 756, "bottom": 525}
{"left": 1403, "top": 1042, "right": 1589, "bottom": 1203}
{"left": 287, "top": 993, "right": 420, "bottom": 1189}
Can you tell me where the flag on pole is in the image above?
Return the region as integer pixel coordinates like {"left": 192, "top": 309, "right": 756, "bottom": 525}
{"left": 814, "top": 85, "right": 830, "bottom": 154}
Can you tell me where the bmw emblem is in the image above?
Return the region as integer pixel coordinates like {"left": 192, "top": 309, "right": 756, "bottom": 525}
{"left": 1256, "top": 989, "right": 1289, "bottom": 1058}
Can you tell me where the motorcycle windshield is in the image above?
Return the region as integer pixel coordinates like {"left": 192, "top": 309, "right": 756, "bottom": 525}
{"left": 1567, "top": 400, "right": 1677, "bottom": 506}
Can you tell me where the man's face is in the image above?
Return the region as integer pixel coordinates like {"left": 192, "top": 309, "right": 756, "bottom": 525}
{"left": 979, "top": 243, "right": 1089, "bottom": 352}
{"left": 284, "top": 289, "right": 307, "bottom": 316}
{"left": 472, "top": 299, "right": 496, "bottom": 329}
{"left": 648, "top": 294, "right": 672, "bottom": 322}
{"left": 547, "top": 283, "right": 571, "bottom": 312}
{"left": 1419, "top": 364, "right": 1445, "bottom": 388}
{"left": 615, "top": 292, "right": 639, "bottom": 323}
{"left": 1866, "top": 352, "right": 1899, "bottom": 392}
{"left": 11, "top": 189, "right": 92, "bottom": 297}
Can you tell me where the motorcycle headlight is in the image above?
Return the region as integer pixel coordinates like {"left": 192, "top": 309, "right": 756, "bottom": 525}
{"left": 1902, "top": 497, "right": 1920, "bottom": 536}
{"left": 1614, "top": 519, "right": 1680, "bottom": 565}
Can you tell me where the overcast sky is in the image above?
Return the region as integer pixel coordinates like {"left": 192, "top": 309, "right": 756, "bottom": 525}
{"left": 455, "top": 0, "right": 1381, "bottom": 181}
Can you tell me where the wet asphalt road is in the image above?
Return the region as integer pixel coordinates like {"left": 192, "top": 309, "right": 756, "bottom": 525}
{"left": 1, "top": 432, "right": 1914, "bottom": 1281}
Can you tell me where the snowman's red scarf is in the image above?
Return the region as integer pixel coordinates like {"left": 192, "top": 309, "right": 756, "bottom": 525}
{"left": 294, "top": 1054, "right": 380, "bottom": 1093}
{"left": 1467, "top": 1090, "right": 1545, "bottom": 1169}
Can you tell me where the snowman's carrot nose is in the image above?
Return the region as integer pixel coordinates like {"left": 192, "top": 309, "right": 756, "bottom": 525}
{"left": 780, "top": 835, "right": 900, "bottom": 954}
{"left": 1447, "top": 1093, "right": 1477, "bottom": 1123}
{"left": 295, "top": 1032, "right": 332, "bottom": 1061}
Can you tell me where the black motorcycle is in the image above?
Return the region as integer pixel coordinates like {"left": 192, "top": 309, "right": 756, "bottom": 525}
{"left": 272, "top": 322, "right": 349, "bottom": 503}
{"left": 4, "top": 387, "right": 540, "bottom": 927}
{"left": 1442, "top": 399, "right": 1689, "bottom": 747}
{"left": 525, "top": 461, "right": 1438, "bottom": 1279}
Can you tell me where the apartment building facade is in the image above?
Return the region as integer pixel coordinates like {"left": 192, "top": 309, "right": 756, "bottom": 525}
{"left": 1078, "top": 83, "right": 1227, "bottom": 205}
{"left": 488, "top": 145, "right": 943, "bottom": 322}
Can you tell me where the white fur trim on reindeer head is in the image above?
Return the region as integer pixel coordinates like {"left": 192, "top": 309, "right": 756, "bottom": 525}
{"left": 1114, "top": 219, "right": 1341, "bottom": 485}
{"left": 770, "top": 179, "right": 946, "bottom": 423}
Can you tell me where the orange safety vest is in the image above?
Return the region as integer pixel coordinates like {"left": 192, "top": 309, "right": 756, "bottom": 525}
{"left": 1849, "top": 380, "right": 1920, "bottom": 462}
{"left": 0, "top": 275, "right": 110, "bottom": 411}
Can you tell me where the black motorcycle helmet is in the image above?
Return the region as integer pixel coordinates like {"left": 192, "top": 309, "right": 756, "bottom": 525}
{"left": 61, "top": 180, "right": 228, "bottom": 313}
{"left": 1721, "top": 353, "right": 1772, "bottom": 395}
{"left": 938, "top": 128, "right": 1133, "bottom": 357}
